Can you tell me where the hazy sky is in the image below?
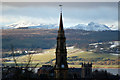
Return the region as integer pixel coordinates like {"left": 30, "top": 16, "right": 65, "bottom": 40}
{"left": 1, "top": 2, "right": 118, "bottom": 29}
{"left": 1, "top": 0, "right": 120, "bottom": 2}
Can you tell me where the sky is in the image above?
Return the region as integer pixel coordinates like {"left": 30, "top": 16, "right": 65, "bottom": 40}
{"left": 1, "top": 0, "right": 120, "bottom": 2}
{"left": 0, "top": 2, "right": 119, "bottom": 29}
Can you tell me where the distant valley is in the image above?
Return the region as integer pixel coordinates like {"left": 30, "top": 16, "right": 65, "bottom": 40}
{"left": 2, "top": 29, "right": 119, "bottom": 50}
{"left": 2, "top": 29, "right": 119, "bottom": 68}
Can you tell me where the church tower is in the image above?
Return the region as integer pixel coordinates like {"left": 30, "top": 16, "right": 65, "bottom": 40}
{"left": 81, "top": 62, "right": 92, "bottom": 79}
{"left": 54, "top": 5, "right": 68, "bottom": 80}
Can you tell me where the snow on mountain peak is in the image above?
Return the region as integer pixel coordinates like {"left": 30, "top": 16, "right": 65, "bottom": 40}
{"left": 5, "top": 21, "right": 112, "bottom": 31}
{"left": 6, "top": 21, "right": 38, "bottom": 28}
{"left": 69, "top": 22, "right": 111, "bottom": 31}
{"left": 88, "top": 22, "right": 95, "bottom": 25}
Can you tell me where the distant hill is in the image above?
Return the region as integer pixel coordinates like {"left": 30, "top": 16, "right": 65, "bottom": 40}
{"left": 5, "top": 22, "right": 113, "bottom": 31}
{"left": 2, "top": 29, "right": 119, "bottom": 50}
{"left": 68, "top": 22, "right": 111, "bottom": 31}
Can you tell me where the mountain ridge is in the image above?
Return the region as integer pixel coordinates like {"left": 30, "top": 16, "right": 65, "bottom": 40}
{"left": 5, "top": 22, "right": 114, "bottom": 31}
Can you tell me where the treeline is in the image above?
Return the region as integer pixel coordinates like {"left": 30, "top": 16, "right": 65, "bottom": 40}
{"left": 2, "top": 29, "right": 119, "bottom": 50}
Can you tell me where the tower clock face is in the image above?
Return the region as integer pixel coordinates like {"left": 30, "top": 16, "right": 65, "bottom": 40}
{"left": 56, "top": 65, "right": 58, "bottom": 68}
{"left": 61, "top": 64, "right": 64, "bottom": 68}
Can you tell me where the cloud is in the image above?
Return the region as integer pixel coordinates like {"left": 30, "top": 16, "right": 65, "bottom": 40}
{"left": 1, "top": 0, "right": 120, "bottom": 2}
{"left": 2, "top": 2, "right": 118, "bottom": 8}
{"left": 2, "top": 15, "right": 59, "bottom": 25}
{"left": 1, "top": 2, "right": 118, "bottom": 29}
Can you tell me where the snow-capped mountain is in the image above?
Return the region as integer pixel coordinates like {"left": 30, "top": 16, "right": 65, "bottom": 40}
{"left": 6, "top": 22, "right": 111, "bottom": 31}
{"left": 29, "top": 24, "right": 58, "bottom": 29}
{"left": 6, "top": 22, "right": 58, "bottom": 29}
{"left": 69, "top": 22, "right": 111, "bottom": 31}
{"left": 7, "top": 21, "right": 37, "bottom": 28}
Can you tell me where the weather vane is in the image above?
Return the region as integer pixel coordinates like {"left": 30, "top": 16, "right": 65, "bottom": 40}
{"left": 59, "top": 5, "right": 63, "bottom": 13}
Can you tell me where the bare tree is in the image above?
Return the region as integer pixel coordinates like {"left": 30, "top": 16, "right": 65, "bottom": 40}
{"left": 10, "top": 44, "right": 39, "bottom": 71}
{"left": 11, "top": 44, "right": 18, "bottom": 67}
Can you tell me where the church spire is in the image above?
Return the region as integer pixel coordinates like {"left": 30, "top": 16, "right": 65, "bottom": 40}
{"left": 59, "top": 5, "right": 63, "bottom": 31}
{"left": 58, "top": 5, "right": 65, "bottom": 38}
{"left": 59, "top": 13, "right": 63, "bottom": 31}
{"left": 54, "top": 5, "right": 68, "bottom": 79}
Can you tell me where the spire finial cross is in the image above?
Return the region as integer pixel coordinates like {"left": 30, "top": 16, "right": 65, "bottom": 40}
{"left": 59, "top": 5, "right": 62, "bottom": 13}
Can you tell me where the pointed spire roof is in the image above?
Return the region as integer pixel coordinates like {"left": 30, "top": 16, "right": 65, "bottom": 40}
{"left": 58, "top": 5, "right": 64, "bottom": 31}
{"left": 59, "top": 12, "right": 64, "bottom": 31}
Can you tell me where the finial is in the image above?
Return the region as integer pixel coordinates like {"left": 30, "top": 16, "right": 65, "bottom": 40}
{"left": 59, "top": 5, "right": 62, "bottom": 13}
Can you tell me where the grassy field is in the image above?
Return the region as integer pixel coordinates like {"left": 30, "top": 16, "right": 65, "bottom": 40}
{"left": 3, "top": 48, "right": 119, "bottom": 68}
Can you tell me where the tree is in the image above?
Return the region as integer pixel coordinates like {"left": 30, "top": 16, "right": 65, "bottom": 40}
{"left": 2, "top": 45, "right": 40, "bottom": 80}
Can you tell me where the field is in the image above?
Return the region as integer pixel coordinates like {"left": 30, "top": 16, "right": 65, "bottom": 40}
{"left": 3, "top": 47, "right": 119, "bottom": 68}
